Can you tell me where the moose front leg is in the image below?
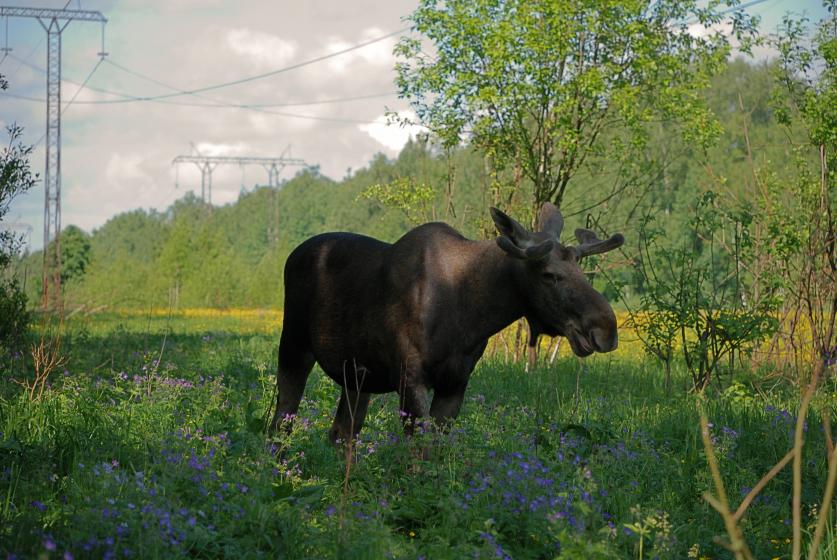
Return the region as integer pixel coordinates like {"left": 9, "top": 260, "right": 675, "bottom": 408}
{"left": 397, "top": 379, "right": 430, "bottom": 437}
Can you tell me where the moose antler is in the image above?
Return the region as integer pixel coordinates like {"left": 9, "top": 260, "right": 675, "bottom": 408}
{"left": 573, "top": 228, "right": 625, "bottom": 258}
{"left": 539, "top": 203, "right": 564, "bottom": 239}
{"left": 491, "top": 207, "right": 554, "bottom": 261}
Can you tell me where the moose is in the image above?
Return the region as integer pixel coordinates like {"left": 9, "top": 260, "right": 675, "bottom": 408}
{"left": 269, "top": 203, "right": 624, "bottom": 444}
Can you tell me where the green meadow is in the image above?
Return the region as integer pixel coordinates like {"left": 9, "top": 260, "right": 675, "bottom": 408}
{"left": 0, "top": 313, "right": 833, "bottom": 559}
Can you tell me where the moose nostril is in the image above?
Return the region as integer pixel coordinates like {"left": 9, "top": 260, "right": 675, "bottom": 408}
{"left": 590, "top": 328, "right": 617, "bottom": 352}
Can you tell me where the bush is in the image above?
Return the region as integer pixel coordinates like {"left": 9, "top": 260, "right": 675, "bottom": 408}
{"left": 0, "top": 73, "right": 37, "bottom": 358}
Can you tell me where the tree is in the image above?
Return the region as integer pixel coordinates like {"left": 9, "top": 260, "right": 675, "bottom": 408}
{"left": 0, "top": 73, "right": 37, "bottom": 355}
{"left": 768, "top": 0, "right": 836, "bottom": 375}
{"left": 395, "top": 0, "right": 759, "bottom": 213}
{"left": 58, "top": 225, "right": 91, "bottom": 286}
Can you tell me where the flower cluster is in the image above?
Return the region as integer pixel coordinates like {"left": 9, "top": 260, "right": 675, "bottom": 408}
{"left": 461, "top": 437, "right": 608, "bottom": 555}
{"left": 764, "top": 404, "right": 806, "bottom": 440}
{"left": 22, "top": 427, "right": 259, "bottom": 558}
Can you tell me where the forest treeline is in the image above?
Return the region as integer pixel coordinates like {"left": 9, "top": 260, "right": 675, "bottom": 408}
{"left": 10, "top": 60, "right": 810, "bottom": 310}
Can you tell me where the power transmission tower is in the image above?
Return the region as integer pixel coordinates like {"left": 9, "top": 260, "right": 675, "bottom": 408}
{"left": 172, "top": 150, "right": 306, "bottom": 242}
{"left": 172, "top": 153, "right": 306, "bottom": 203}
{"left": 0, "top": 6, "right": 107, "bottom": 312}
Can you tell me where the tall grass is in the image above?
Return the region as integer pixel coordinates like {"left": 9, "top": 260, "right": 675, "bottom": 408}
{"left": 0, "top": 314, "right": 834, "bottom": 558}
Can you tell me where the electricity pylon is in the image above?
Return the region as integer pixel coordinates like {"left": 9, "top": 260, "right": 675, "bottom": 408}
{"left": 172, "top": 150, "right": 306, "bottom": 243}
{"left": 172, "top": 153, "right": 306, "bottom": 204}
{"left": 0, "top": 6, "right": 107, "bottom": 311}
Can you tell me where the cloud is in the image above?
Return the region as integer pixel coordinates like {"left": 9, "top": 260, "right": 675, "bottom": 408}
{"left": 104, "top": 152, "right": 153, "bottom": 187}
{"left": 2, "top": 0, "right": 419, "bottom": 246}
{"left": 193, "top": 142, "right": 251, "bottom": 156}
{"left": 686, "top": 21, "right": 734, "bottom": 40}
{"left": 359, "top": 111, "right": 425, "bottom": 152}
{"left": 226, "top": 28, "right": 298, "bottom": 68}
{"left": 357, "top": 27, "right": 398, "bottom": 66}
{"left": 325, "top": 27, "right": 397, "bottom": 74}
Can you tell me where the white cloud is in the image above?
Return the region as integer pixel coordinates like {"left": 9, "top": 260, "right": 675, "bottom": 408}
{"left": 104, "top": 152, "right": 153, "bottom": 187}
{"left": 325, "top": 27, "right": 396, "bottom": 74}
{"left": 359, "top": 111, "right": 425, "bottom": 152}
{"left": 226, "top": 28, "right": 298, "bottom": 68}
{"left": 2, "top": 0, "right": 419, "bottom": 246}
{"left": 325, "top": 39, "right": 354, "bottom": 74}
{"left": 193, "top": 142, "right": 250, "bottom": 156}
{"left": 686, "top": 21, "right": 734, "bottom": 40}
{"left": 357, "top": 27, "right": 397, "bottom": 66}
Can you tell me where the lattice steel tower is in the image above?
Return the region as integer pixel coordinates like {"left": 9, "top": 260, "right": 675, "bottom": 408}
{"left": 0, "top": 6, "right": 107, "bottom": 311}
{"left": 172, "top": 150, "right": 306, "bottom": 243}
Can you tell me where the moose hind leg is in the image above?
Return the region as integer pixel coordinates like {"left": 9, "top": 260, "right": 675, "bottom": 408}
{"left": 328, "top": 388, "right": 371, "bottom": 446}
{"left": 269, "top": 330, "right": 315, "bottom": 435}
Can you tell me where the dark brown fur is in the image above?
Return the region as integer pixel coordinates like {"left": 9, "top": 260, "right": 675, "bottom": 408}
{"left": 269, "top": 204, "right": 624, "bottom": 444}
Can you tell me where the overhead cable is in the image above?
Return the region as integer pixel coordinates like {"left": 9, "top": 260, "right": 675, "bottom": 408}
{"left": 32, "top": 56, "right": 104, "bottom": 147}
{"left": 98, "top": 26, "right": 409, "bottom": 103}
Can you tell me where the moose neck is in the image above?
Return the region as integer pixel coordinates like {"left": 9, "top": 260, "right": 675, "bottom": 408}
{"left": 458, "top": 240, "right": 531, "bottom": 346}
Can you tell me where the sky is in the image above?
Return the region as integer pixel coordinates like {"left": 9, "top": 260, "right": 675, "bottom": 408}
{"left": 0, "top": 0, "right": 829, "bottom": 250}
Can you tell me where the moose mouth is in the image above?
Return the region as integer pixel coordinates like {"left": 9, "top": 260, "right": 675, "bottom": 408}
{"left": 566, "top": 330, "right": 595, "bottom": 358}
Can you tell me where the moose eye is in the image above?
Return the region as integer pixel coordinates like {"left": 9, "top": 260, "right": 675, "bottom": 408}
{"left": 541, "top": 272, "right": 559, "bottom": 283}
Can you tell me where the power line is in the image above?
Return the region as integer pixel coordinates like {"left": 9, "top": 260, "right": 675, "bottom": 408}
{"left": 100, "top": 26, "right": 408, "bottom": 102}
{"left": 3, "top": 22, "right": 407, "bottom": 107}
{"left": 682, "top": 0, "right": 771, "bottom": 24}
{"left": 5, "top": 88, "right": 389, "bottom": 124}
{"left": 53, "top": 26, "right": 409, "bottom": 106}
{"left": 3, "top": 87, "right": 388, "bottom": 124}
{"left": 4, "top": 87, "right": 399, "bottom": 108}
{"left": 5, "top": 35, "right": 43, "bottom": 75}
{"left": 4, "top": 53, "right": 396, "bottom": 125}
{"left": 2, "top": 22, "right": 407, "bottom": 124}
{"left": 5, "top": 53, "right": 398, "bottom": 108}
{"left": 89, "top": 57, "right": 401, "bottom": 109}
{"left": 31, "top": 55, "right": 103, "bottom": 147}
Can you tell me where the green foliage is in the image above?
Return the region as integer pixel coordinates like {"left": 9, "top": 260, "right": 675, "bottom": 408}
{"left": 763, "top": 3, "right": 837, "bottom": 369}
{"left": 1, "top": 315, "right": 834, "bottom": 558}
{"left": 632, "top": 191, "right": 779, "bottom": 391}
{"left": 14, "top": 139, "right": 492, "bottom": 310}
{"left": 0, "top": 278, "right": 28, "bottom": 360}
{"left": 0, "top": 74, "right": 36, "bottom": 359}
{"left": 395, "top": 0, "right": 758, "bottom": 208}
{"left": 4, "top": 59, "right": 821, "bottom": 320}
{"left": 58, "top": 226, "right": 91, "bottom": 286}
{"left": 359, "top": 176, "right": 437, "bottom": 224}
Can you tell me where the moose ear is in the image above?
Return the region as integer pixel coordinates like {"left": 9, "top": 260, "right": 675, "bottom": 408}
{"left": 497, "top": 236, "right": 553, "bottom": 261}
{"left": 490, "top": 207, "right": 532, "bottom": 246}
{"left": 538, "top": 203, "right": 564, "bottom": 239}
{"left": 573, "top": 228, "right": 625, "bottom": 258}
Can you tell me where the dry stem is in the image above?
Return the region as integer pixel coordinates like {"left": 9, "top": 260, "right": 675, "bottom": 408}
{"left": 792, "top": 361, "right": 823, "bottom": 559}
{"left": 25, "top": 327, "right": 67, "bottom": 402}
{"left": 809, "top": 444, "right": 837, "bottom": 560}
{"left": 734, "top": 448, "right": 796, "bottom": 523}
{"left": 699, "top": 412, "right": 754, "bottom": 560}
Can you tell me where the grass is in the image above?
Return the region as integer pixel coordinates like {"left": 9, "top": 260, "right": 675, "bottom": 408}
{"left": 0, "top": 311, "right": 835, "bottom": 559}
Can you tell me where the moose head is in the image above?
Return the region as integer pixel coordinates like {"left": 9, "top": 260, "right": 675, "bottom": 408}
{"left": 490, "top": 203, "right": 624, "bottom": 357}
